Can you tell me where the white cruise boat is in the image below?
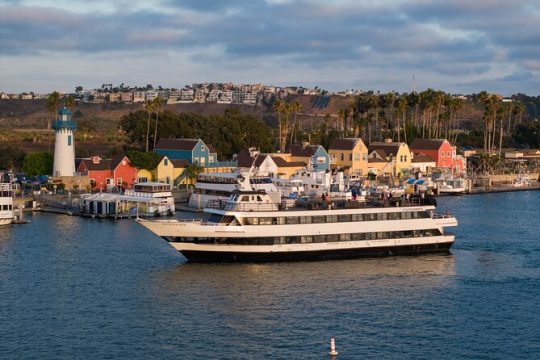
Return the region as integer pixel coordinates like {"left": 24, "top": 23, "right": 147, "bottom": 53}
{"left": 0, "top": 183, "right": 14, "bottom": 226}
{"left": 188, "top": 172, "right": 279, "bottom": 209}
{"left": 138, "top": 188, "right": 458, "bottom": 263}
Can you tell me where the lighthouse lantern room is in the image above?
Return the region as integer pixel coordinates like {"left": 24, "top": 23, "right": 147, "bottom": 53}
{"left": 52, "top": 107, "right": 77, "bottom": 177}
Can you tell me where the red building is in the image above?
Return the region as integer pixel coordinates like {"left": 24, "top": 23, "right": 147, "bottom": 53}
{"left": 77, "top": 155, "right": 138, "bottom": 190}
{"left": 410, "top": 139, "right": 464, "bottom": 173}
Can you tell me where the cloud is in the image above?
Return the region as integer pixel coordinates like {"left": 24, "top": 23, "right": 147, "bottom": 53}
{"left": 0, "top": 0, "right": 539, "bottom": 94}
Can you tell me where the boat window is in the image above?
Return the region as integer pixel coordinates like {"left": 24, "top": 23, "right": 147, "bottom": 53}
{"left": 352, "top": 214, "right": 363, "bottom": 221}
{"left": 339, "top": 234, "right": 351, "bottom": 241}
{"left": 312, "top": 216, "right": 326, "bottom": 224}
{"left": 376, "top": 213, "right": 387, "bottom": 221}
{"left": 300, "top": 216, "right": 312, "bottom": 224}
{"left": 286, "top": 217, "right": 299, "bottom": 224}
{"left": 245, "top": 217, "right": 259, "bottom": 225}
{"left": 301, "top": 236, "right": 313, "bottom": 243}
{"left": 326, "top": 215, "right": 338, "bottom": 223}
{"left": 363, "top": 213, "right": 377, "bottom": 221}
{"left": 257, "top": 196, "right": 263, "bottom": 202}
{"left": 273, "top": 217, "right": 285, "bottom": 225}
{"left": 351, "top": 233, "right": 365, "bottom": 240}
{"left": 388, "top": 213, "right": 400, "bottom": 220}
{"left": 338, "top": 214, "right": 352, "bottom": 222}
{"left": 314, "top": 235, "right": 326, "bottom": 243}
{"left": 259, "top": 217, "right": 272, "bottom": 225}
{"left": 241, "top": 196, "right": 250, "bottom": 202}
{"left": 207, "top": 214, "right": 223, "bottom": 223}
{"left": 326, "top": 234, "right": 339, "bottom": 242}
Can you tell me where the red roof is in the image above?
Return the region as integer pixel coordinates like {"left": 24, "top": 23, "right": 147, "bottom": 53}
{"left": 410, "top": 138, "right": 447, "bottom": 151}
{"left": 155, "top": 138, "right": 200, "bottom": 150}
{"left": 412, "top": 153, "right": 435, "bottom": 163}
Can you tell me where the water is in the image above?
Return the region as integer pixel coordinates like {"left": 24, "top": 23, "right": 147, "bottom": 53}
{"left": 1, "top": 191, "right": 539, "bottom": 359}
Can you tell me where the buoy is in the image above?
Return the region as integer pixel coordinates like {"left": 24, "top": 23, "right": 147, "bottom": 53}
{"left": 329, "top": 337, "right": 339, "bottom": 356}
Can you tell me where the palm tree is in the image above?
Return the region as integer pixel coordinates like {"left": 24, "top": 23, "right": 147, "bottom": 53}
{"left": 273, "top": 100, "right": 284, "bottom": 151}
{"left": 144, "top": 99, "right": 155, "bottom": 152}
{"left": 289, "top": 101, "right": 302, "bottom": 146}
{"left": 46, "top": 91, "right": 60, "bottom": 152}
{"left": 152, "top": 97, "right": 162, "bottom": 149}
{"left": 395, "top": 96, "right": 408, "bottom": 142}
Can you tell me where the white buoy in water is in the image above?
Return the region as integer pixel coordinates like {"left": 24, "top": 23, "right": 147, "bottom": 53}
{"left": 329, "top": 337, "right": 338, "bottom": 356}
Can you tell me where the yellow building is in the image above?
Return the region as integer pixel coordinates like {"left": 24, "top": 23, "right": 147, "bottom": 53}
{"left": 328, "top": 138, "right": 368, "bottom": 175}
{"left": 155, "top": 156, "right": 189, "bottom": 186}
{"left": 136, "top": 168, "right": 154, "bottom": 183}
{"left": 368, "top": 141, "right": 412, "bottom": 177}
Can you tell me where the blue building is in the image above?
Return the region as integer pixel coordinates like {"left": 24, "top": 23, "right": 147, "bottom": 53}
{"left": 288, "top": 143, "right": 330, "bottom": 171}
{"left": 154, "top": 138, "right": 236, "bottom": 168}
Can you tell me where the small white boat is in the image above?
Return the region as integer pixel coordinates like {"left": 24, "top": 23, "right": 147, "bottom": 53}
{"left": 437, "top": 178, "right": 468, "bottom": 195}
{"left": 0, "top": 183, "right": 14, "bottom": 226}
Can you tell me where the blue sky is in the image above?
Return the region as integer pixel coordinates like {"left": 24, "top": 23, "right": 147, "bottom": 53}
{"left": 0, "top": 0, "right": 539, "bottom": 94}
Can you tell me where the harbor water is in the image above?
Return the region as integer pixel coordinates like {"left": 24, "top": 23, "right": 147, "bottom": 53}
{"left": 1, "top": 191, "right": 539, "bottom": 359}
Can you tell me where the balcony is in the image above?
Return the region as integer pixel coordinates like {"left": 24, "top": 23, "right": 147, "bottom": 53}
{"left": 52, "top": 120, "right": 77, "bottom": 130}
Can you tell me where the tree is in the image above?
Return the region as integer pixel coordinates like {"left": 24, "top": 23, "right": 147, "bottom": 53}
{"left": 152, "top": 97, "right": 163, "bottom": 149}
{"left": 46, "top": 91, "right": 60, "bottom": 152}
{"left": 144, "top": 100, "right": 155, "bottom": 152}
{"left": 0, "top": 145, "right": 26, "bottom": 171}
{"left": 22, "top": 152, "right": 53, "bottom": 177}
{"left": 183, "top": 163, "right": 203, "bottom": 186}
{"left": 126, "top": 149, "right": 162, "bottom": 170}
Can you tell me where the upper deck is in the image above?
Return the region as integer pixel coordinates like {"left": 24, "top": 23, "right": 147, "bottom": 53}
{"left": 205, "top": 193, "right": 437, "bottom": 214}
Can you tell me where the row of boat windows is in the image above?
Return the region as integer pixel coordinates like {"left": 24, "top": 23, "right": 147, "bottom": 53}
{"left": 193, "top": 188, "right": 230, "bottom": 196}
{"left": 175, "top": 229, "right": 443, "bottom": 245}
{"left": 239, "top": 211, "right": 431, "bottom": 225}
{"left": 1, "top": 204, "right": 13, "bottom": 211}
{"left": 1, "top": 191, "right": 13, "bottom": 197}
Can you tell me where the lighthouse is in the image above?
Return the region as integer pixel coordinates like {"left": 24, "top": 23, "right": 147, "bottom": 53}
{"left": 52, "top": 107, "right": 76, "bottom": 176}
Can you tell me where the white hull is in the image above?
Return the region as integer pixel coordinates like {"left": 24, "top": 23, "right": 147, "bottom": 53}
{"left": 0, "top": 217, "right": 12, "bottom": 226}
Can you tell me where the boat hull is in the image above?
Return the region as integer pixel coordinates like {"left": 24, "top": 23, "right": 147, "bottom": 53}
{"left": 178, "top": 242, "right": 453, "bottom": 263}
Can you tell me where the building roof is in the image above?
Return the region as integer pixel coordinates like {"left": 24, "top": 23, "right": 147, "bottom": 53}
{"left": 329, "top": 138, "right": 360, "bottom": 150}
{"left": 206, "top": 144, "right": 217, "bottom": 153}
{"left": 236, "top": 149, "right": 257, "bottom": 167}
{"left": 368, "top": 142, "right": 404, "bottom": 157}
{"left": 370, "top": 149, "right": 387, "bottom": 159}
{"left": 271, "top": 156, "right": 306, "bottom": 167}
{"left": 288, "top": 144, "right": 319, "bottom": 157}
{"left": 79, "top": 158, "right": 113, "bottom": 171}
{"left": 171, "top": 159, "right": 189, "bottom": 167}
{"left": 412, "top": 153, "right": 435, "bottom": 163}
{"left": 368, "top": 158, "right": 388, "bottom": 163}
{"left": 410, "top": 138, "right": 447, "bottom": 150}
{"left": 155, "top": 138, "right": 200, "bottom": 151}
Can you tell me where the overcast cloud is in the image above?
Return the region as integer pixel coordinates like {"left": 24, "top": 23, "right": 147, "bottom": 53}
{"left": 0, "top": 0, "right": 538, "bottom": 94}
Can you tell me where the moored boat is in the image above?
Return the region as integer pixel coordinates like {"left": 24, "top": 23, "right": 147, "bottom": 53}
{"left": 0, "top": 183, "right": 14, "bottom": 226}
{"left": 138, "top": 185, "right": 458, "bottom": 263}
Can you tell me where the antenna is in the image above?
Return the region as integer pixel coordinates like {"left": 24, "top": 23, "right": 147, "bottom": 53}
{"left": 412, "top": 74, "right": 416, "bottom": 94}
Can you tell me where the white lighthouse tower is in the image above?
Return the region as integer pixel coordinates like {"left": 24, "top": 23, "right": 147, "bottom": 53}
{"left": 52, "top": 107, "right": 76, "bottom": 176}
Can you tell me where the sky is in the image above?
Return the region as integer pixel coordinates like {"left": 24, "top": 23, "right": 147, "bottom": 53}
{"left": 0, "top": 0, "right": 539, "bottom": 95}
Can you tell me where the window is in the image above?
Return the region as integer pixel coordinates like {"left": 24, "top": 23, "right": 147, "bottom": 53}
{"left": 339, "top": 234, "right": 351, "bottom": 241}
{"left": 349, "top": 154, "right": 352, "bottom": 161}
{"left": 341, "top": 153, "right": 344, "bottom": 161}
{"left": 354, "top": 153, "right": 360, "bottom": 161}
{"left": 117, "top": 178, "right": 122, "bottom": 186}
{"left": 164, "top": 158, "right": 168, "bottom": 166}
{"left": 67, "top": 135, "right": 72, "bottom": 146}
{"left": 300, "top": 216, "right": 312, "bottom": 224}
{"left": 201, "top": 145, "right": 206, "bottom": 151}
{"left": 241, "top": 196, "right": 249, "bottom": 202}
{"left": 286, "top": 217, "right": 299, "bottom": 224}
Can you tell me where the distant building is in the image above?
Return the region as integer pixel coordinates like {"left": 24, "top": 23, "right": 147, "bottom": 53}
{"left": 328, "top": 138, "right": 368, "bottom": 175}
{"left": 154, "top": 138, "right": 217, "bottom": 166}
{"left": 410, "top": 138, "right": 463, "bottom": 173}
{"left": 218, "top": 90, "right": 232, "bottom": 104}
{"left": 288, "top": 143, "right": 330, "bottom": 171}
{"left": 207, "top": 90, "right": 220, "bottom": 102}
{"left": 109, "top": 92, "right": 121, "bottom": 102}
{"left": 368, "top": 140, "right": 412, "bottom": 177}
{"left": 121, "top": 92, "right": 133, "bottom": 102}
{"left": 76, "top": 155, "right": 137, "bottom": 190}
{"left": 180, "top": 88, "right": 194, "bottom": 102}
{"left": 145, "top": 90, "right": 158, "bottom": 101}
{"left": 411, "top": 153, "right": 436, "bottom": 174}
{"left": 133, "top": 91, "right": 146, "bottom": 103}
